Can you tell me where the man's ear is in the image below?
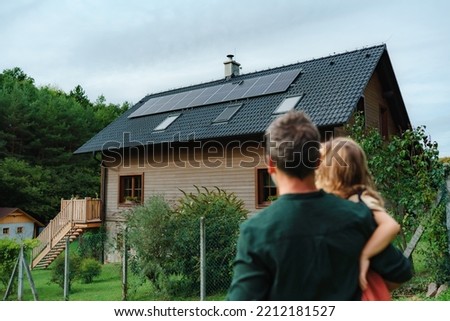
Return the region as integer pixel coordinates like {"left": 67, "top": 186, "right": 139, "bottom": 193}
{"left": 267, "top": 157, "right": 276, "bottom": 174}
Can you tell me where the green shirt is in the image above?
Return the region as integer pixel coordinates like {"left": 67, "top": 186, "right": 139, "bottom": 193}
{"left": 227, "top": 190, "right": 412, "bottom": 300}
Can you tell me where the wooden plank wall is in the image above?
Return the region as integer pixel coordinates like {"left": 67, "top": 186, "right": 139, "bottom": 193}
{"left": 363, "top": 71, "right": 399, "bottom": 135}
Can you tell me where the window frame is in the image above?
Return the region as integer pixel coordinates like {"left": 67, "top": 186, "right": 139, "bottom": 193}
{"left": 118, "top": 173, "right": 144, "bottom": 206}
{"left": 2, "top": 227, "right": 9, "bottom": 235}
{"left": 16, "top": 226, "right": 23, "bottom": 234}
{"left": 272, "top": 94, "right": 304, "bottom": 115}
{"left": 212, "top": 104, "right": 242, "bottom": 124}
{"left": 255, "top": 168, "right": 278, "bottom": 208}
{"left": 153, "top": 114, "right": 180, "bottom": 131}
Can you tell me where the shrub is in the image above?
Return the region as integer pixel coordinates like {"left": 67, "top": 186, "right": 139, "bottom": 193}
{"left": 50, "top": 253, "right": 81, "bottom": 291}
{"left": 172, "top": 186, "right": 248, "bottom": 294}
{"left": 50, "top": 253, "right": 102, "bottom": 289}
{"left": 126, "top": 195, "right": 174, "bottom": 288}
{"left": 126, "top": 188, "right": 248, "bottom": 298}
{"left": 0, "top": 239, "right": 20, "bottom": 290}
{"left": 79, "top": 258, "right": 102, "bottom": 283}
{"left": 160, "top": 273, "right": 193, "bottom": 298}
{"left": 0, "top": 238, "right": 39, "bottom": 291}
{"left": 78, "top": 226, "right": 106, "bottom": 261}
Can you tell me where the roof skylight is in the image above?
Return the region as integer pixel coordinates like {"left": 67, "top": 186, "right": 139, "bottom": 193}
{"left": 213, "top": 104, "right": 242, "bottom": 123}
{"left": 272, "top": 95, "right": 304, "bottom": 114}
{"left": 153, "top": 114, "right": 180, "bottom": 131}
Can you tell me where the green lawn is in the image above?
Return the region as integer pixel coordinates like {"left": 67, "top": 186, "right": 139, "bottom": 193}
{"left": 3, "top": 240, "right": 448, "bottom": 301}
{"left": 6, "top": 263, "right": 226, "bottom": 301}
{"left": 6, "top": 263, "right": 154, "bottom": 301}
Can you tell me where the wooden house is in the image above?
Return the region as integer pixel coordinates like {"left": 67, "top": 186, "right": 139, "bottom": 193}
{"left": 75, "top": 44, "right": 411, "bottom": 262}
{"left": 0, "top": 208, "right": 44, "bottom": 240}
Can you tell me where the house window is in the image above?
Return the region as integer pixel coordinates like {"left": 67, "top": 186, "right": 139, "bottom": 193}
{"left": 154, "top": 114, "right": 180, "bottom": 131}
{"left": 379, "top": 106, "right": 388, "bottom": 138}
{"left": 2, "top": 228, "right": 9, "bottom": 235}
{"left": 17, "top": 227, "right": 23, "bottom": 234}
{"left": 256, "top": 168, "right": 277, "bottom": 207}
{"left": 119, "top": 174, "right": 143, "bottom": 205}
{"left": 272, "top": 95, "right": 303, "bottom": 114}
{"left": 213, "top": 104, "right": 242, "bottom": 123}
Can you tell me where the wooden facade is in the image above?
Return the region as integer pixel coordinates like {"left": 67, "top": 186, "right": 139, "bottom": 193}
{"left": 363, "top": 70, "right": 400, "bottom": 137}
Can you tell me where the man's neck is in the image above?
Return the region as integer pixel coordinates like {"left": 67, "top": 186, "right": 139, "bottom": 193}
{"left": 276, "top": 173, "right": 318, "bottom": 195}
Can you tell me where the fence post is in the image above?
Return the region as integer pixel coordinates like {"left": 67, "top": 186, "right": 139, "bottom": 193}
{"left": 122, "top": 227, "right": 128, "bottom": 301}
{"left": 48, "top": 219, "right": 53, "bottom": 248}
{"left": 64, "top": 236, "right": 70, "bottom": 301}
{"left": 446, "top": 177, "right": 450, "bottom": 255}
{"left": 17, "top": 246, "right": 24, "bottom": 301}
{"left": 200, "top": 217, "right": 206, "bottom": 301}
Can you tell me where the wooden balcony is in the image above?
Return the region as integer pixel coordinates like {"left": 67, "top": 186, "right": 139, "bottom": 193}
{"left": 31, "top": 197, "right": 102, "bottom": 269}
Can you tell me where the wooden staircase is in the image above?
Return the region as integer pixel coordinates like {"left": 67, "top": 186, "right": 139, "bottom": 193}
{"left": 31, "top": 197, "right": 102, "bottom": 269}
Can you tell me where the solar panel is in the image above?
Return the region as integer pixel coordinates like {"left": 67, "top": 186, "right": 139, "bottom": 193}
{"left": 128, "top": 68, "right": 302, "bottom": 119}
{"left": 244, "top": 73, "right": 279, "bottom": 97}
{"left": 187, "top": 86, "right": 222, "bottom": 107}
{"left": 130, "top": 96, "right": 161, "bottom": 118}
{"left": 265, "top": 69, "right": 301, "bottom": 95}
{"left": 224, "top": 78, "right": 258, "bottom": 101}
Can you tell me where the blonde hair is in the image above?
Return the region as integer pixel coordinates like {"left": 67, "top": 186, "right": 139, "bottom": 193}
{"left": 316, "top": 137, "right": 384, "bottom": 206}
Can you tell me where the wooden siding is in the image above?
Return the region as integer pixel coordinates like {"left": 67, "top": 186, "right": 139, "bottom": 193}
{"left": 363, "top": 71, "right": 399, "bottom": 136}
{"left": 0, "top": 212, "right": 34, "bottom": 224}
{"left": 104, "top": 142, "right": 265, "bottom": 222}
{"left": 102, "top": 142, "right": 265, "bottom": 262}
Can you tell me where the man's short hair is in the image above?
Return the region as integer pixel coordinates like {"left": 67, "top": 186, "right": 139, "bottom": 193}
{"left": 265, "top": 111, "right": 320, "bottom": 179}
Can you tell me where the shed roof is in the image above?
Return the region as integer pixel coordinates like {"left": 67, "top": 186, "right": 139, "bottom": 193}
{"left": 0, "top": 208, "right": 44, "bottom": 226}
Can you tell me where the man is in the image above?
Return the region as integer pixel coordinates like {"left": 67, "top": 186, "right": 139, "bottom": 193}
{"left": 227, "top": 111, "right": 411, "bottom": 300}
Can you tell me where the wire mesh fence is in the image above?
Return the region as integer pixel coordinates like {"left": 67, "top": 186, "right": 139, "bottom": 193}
{"left": 123, "top": 215, "right": 237, "bottom": 300}
{"left": 1, "top": 215, "right": 239, "bottom": 301}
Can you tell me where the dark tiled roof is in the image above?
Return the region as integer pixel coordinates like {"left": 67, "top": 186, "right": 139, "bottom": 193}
{"left": 0, "top": 207, "right": 18, "bottom": 219}
{"left": 76, "top": 45, "right": 386, "bottom": 154}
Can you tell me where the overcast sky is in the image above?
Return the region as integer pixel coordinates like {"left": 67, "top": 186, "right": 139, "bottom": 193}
{"left": 1, "top": 0, "right": 449, "bottom": 156}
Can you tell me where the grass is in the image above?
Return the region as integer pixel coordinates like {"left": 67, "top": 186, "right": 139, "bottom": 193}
{"left": 392, "top": 241, "right": 450, "bottom": 301}
{"left": 3, "top": 262, "right": 226, "bottom": 301}
{"left": 12, "top": 259, "right": 446, "bottom": 301}
{"left": 2, "top": 239, "right": 448, "bottom": 301}
{"left": 6, "top": 263, "right": 146, "bottom": 301}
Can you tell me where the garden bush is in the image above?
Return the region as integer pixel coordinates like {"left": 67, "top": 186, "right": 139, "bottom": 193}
{"left": 50, "top": 253, "right": 82, "bottom": 291}
{"left": 50, "top": 254, "right": 102, "bottom": 290}
{"left": 0, "top": 238, "right": 38, "bottom": 291}
{"left": 79, "top": 258, "right": 102, "bottom": 283}
{"left": 126, "top": 188, "right": 248, "bottom": 298}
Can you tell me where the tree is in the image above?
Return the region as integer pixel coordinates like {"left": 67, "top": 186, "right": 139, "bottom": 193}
{"left": 0, "top": 67, "right": 128, "bottom": 222}
{"left": 347, "top": 113, "right": 449, "bottom": 282}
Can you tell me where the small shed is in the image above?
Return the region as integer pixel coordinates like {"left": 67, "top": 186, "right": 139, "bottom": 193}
{"left": 0, "top": 208, "right": 44, "bottom": 240}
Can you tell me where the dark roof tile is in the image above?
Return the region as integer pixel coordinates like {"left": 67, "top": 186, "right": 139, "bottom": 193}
{"left": 76, "top": 45, "right": 387, "bottom": 153}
